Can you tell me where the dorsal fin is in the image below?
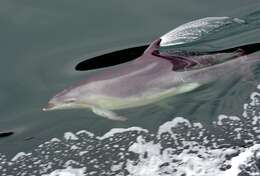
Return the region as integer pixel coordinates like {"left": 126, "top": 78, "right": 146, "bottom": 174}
{"left": 143, "top": 38, "right": 161, "bottom": 55}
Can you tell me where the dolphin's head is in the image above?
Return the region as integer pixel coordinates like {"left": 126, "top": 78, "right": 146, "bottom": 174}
{"left": 42, "top": 87, "right": 89, "bottom": 111}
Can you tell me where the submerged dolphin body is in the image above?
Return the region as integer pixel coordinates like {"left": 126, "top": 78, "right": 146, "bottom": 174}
{"left": 43, "top": 17, "right": 260, "bottom": 121}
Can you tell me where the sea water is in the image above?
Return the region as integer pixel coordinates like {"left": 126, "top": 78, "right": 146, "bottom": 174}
{"left": 1, "top": 1, "right": 260, "bottom": 176}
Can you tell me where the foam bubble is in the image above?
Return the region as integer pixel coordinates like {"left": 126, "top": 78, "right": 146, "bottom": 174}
{"left": 42, "top": 167, "right": 86, "bottom": 176}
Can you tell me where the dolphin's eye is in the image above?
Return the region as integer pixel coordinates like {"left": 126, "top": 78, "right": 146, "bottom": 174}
{"left": 65, "top": 99, "right": 76, "bottom": 103}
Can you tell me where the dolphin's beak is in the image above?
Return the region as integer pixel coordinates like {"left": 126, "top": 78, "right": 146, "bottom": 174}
{"left": 42, "top": 102, "right": 56, "bottom": 111}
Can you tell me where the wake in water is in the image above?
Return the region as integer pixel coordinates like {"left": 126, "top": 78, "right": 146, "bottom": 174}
{"left": 1, "top": 85, "right": 260, "bottom": 176}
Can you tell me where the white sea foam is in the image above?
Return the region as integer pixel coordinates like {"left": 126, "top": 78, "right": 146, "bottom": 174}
{"left": 42, "top": 167, "right": 86, "bottom": 176}
{"left": 157, "top": 116, "right": 191, "bottom": 137}
{"left": 222, "top": 144, "right": 260, "bottom": 176}
{"left": 11, "top": 152, "right": 26, "bottom": 162}
{"left": 64, "top": 132, "right": 79, "bottom": 140}
{"left": 98, "top": 127, "right": 148, "bottom": 140}
{"left": 160, "top": 17, "right": 245, "bottom": 47}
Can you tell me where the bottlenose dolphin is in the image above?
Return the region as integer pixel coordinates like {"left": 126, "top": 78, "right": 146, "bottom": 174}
{"left": 43, "top": 17, "right": 260, "bottom": 121}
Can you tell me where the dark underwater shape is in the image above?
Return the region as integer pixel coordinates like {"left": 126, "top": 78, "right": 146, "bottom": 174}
{"left": 75, "top": 45, "right": 148, "bottom": 71}
{"left": 76, "top": 42, "right": 260, "bottom": 71}
{"left": 0, "top": 131, "right": 13, "bottom": 138}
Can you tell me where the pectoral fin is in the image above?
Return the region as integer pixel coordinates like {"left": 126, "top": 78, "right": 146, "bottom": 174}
{"left": 91, "top": 106, "right": 127, "bottom": 121}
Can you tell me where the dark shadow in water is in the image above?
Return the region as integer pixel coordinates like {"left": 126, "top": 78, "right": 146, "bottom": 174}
{"left": 75, "top": 43, "right": 260, "bottom": 71}
{"left": 0, "top": 131, "right": 13, "bottom": 138}
{"left": 75, "top": 45, "right": 148, "bottom": 71}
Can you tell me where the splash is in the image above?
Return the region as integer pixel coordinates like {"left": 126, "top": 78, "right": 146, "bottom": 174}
{"left": 160, "top": 17, "right": 245, "bottom": 47}
{"left": 1, "top": 86, "right": 260, "bottom": 176}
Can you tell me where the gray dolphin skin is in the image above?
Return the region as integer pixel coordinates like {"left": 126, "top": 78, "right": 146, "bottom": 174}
{"left": 43, "top": 17, "right": 260, "bottom": 121}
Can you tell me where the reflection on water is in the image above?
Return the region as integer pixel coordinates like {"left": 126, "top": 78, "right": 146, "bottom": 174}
{"left": 76, "top": 45, "right": 148, "bottom": 71}
{"left": 0, "top": 131, "right": 13, "bottom": 138}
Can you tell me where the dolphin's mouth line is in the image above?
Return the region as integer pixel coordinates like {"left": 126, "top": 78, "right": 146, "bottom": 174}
{"left": 42, "top": 101, "right": 91, "bottom": 112}
{"left": 42, "top": 103, "right": 56, "bottom": 111}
